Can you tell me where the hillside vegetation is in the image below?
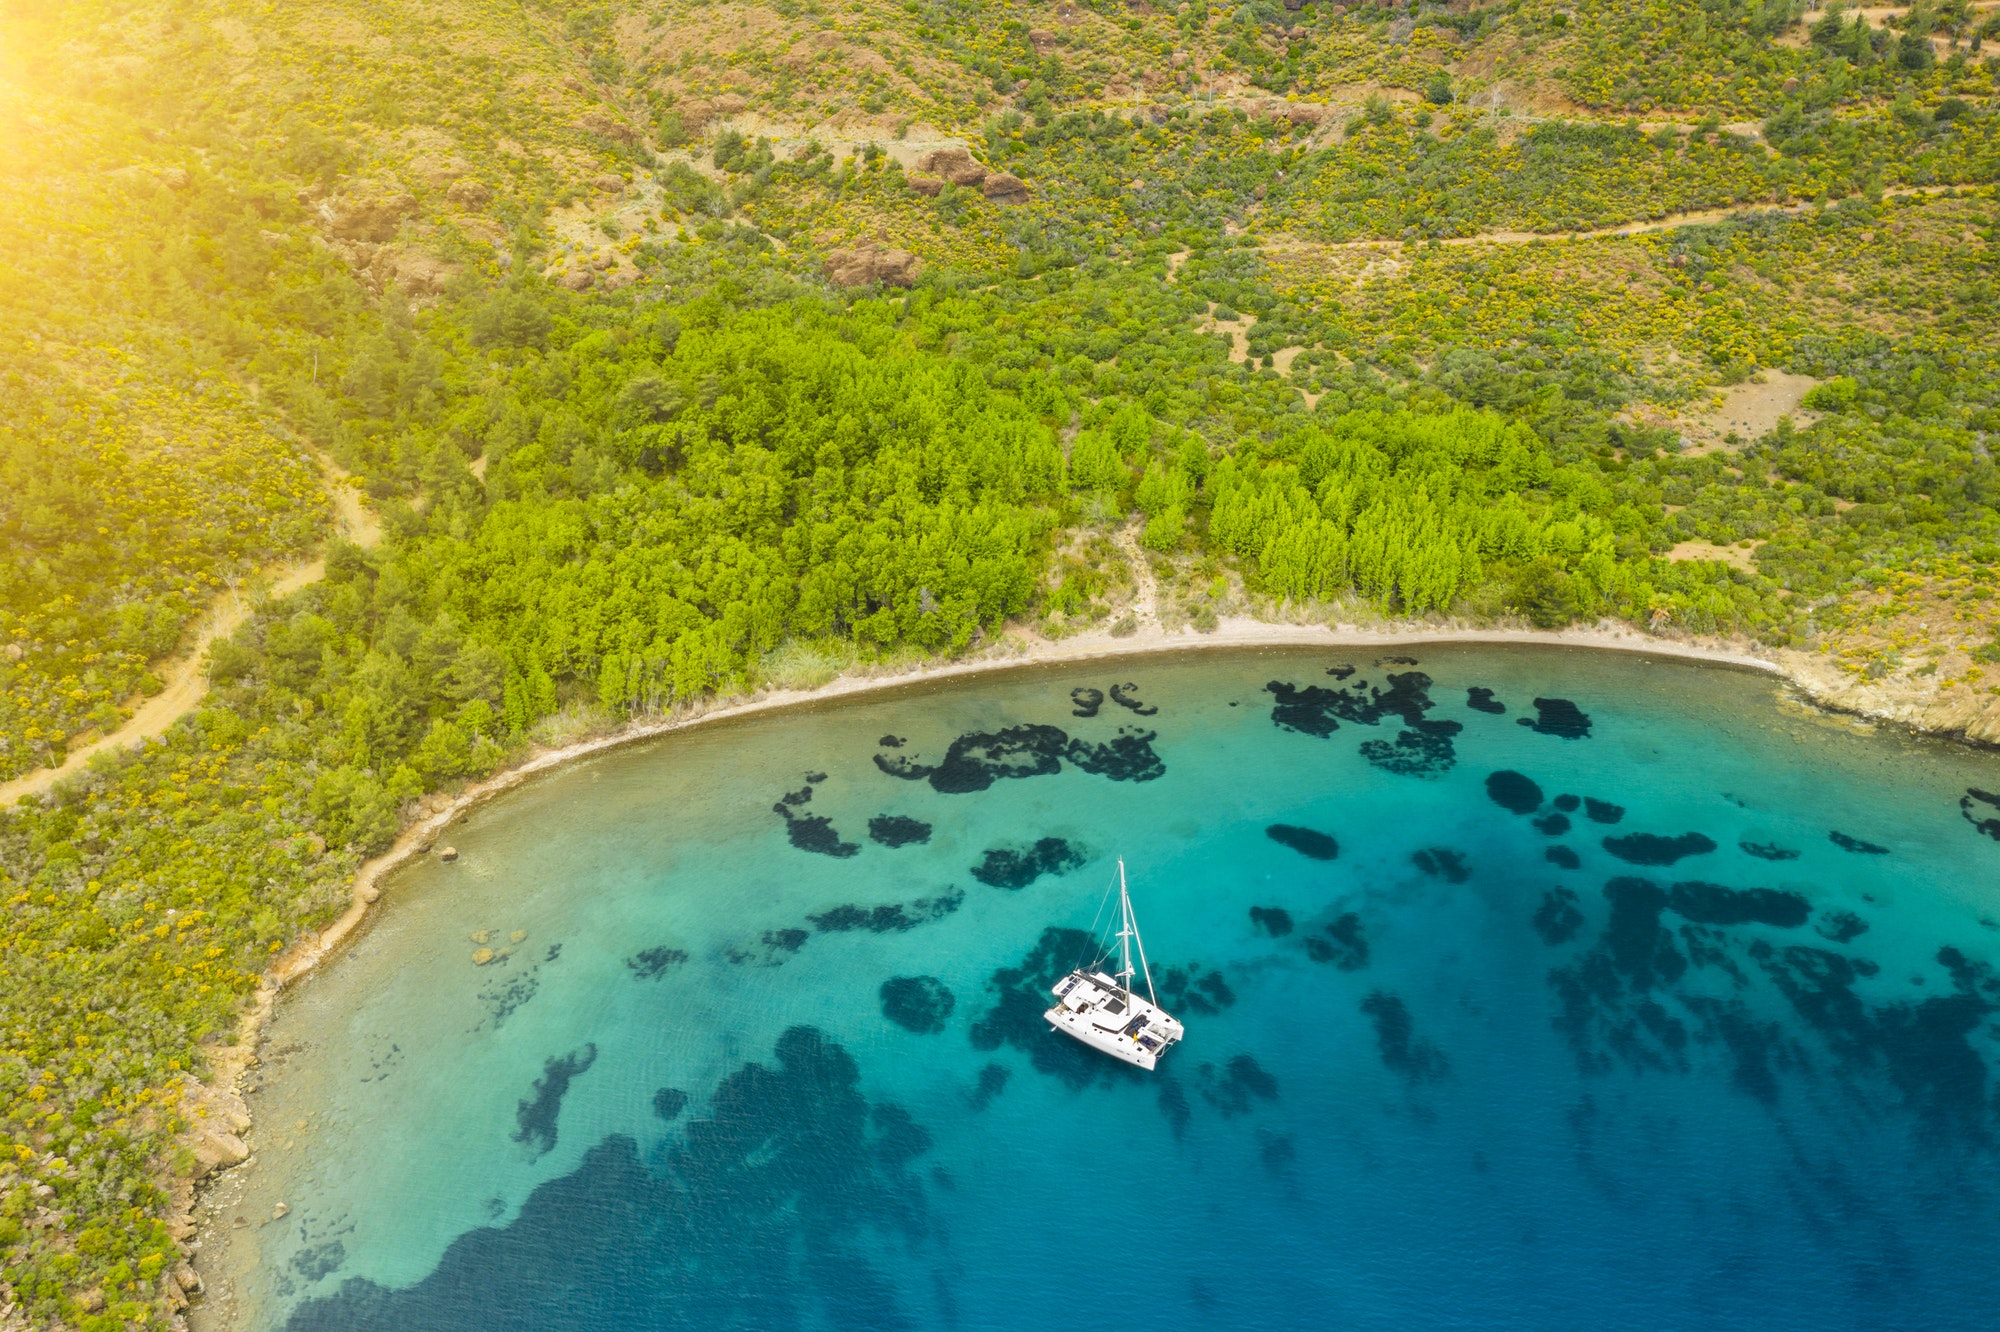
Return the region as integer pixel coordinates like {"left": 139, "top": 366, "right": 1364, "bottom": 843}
{"left": 0, "top": 0, "right": 1997, "bottom": 1327}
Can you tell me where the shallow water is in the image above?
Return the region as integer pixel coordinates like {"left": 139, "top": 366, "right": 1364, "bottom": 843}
{"left": 195, "top": 646, "right": 2000, "bottom": 1331}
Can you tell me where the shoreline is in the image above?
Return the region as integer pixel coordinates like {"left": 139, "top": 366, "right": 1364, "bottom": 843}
{"left": 172, "top": 612, "right": 1966, "bottom": 1315}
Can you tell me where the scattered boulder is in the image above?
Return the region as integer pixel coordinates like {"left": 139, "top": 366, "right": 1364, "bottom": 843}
{"left": 446, "top": 178, "right": 491, "bottom": 208}
{"left": 905, "top": 173, "right": 945, "bottom": 197}
{"left": 472, "top": 947, "right": 495, "bottom": 965}
{"left": 981, "top": 172, "right": 1031, "bottom": 203}
{"left": 823, "top": 245, "right": 922, "bottom": 289}
{"left": 917, "top": 147, "right": 987, "bottom": 187}
{"left": 192, "top": 1128, "right": 249, "bottom": 1178}
{"left": 439, "top": 845, "right": 459, "bottom": 862}
{"left": 559, "top": 269, "right": 595, "bottom": 291}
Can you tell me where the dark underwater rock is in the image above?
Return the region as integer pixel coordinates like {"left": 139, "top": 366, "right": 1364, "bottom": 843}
{"left": 724, "top": 929, "right": 811, "bottom": 966}
{"left": 1546, "top": 846, "right": 1582, "bottom": 870}
{"left": 1582, "top": 797, "right": 1624, "bottom": 825}
{"left": 881, "top": 976, "right": 955, "bottom": 1034}
{"left": 1109, "top": 683, "right": 1157, "bottom": 715}
{"left": 1534, "top": 812, "right": 1572, "bottom": 837}
{"left": 1411, "top": 847, "right": 1470, "bottom": 884}
{"left": 1157, "top": 964, "right": 1237, "bottom": 1015}
{"left": 808, "top": 889, "right": 963, "bottom": 933}
{"left": 1265, "top": 670, "right": 1442, "bottom": 738}
{"left": 1553, "top": 794, "right": 1581, "bottom": 812}
{"left": 1665, "top": 881, "right": 1810, "bottom": 929}
{"left": 627, "top": 946, "right": 689, "bottom": 979}
{"left": 1359, "top": 720, "right": 1462, "bottom": 777}
{"left": 1533, "top": 887, "right": 1584, "bottom": 945}
{"left": 1063, "top": 727, "right": 1166, "bottom": 782}
{"left": 1197, "top": 1054, "right": 1279, "bottom": 1116}
{"left": 1465, "top": 686, "right": 1506, "bottom": 714}
{"left": 1266, "top": 823, "right": 1339, "bottom": 860}
{"left": 875, "top": 722, "right": 1163, "bottom": 791}
{"left": 970, "top": 838, "right": 1085, "bottom": 889}
{"left": 1603, "top": 832, "right": 1717, "bottom": 866}
{"left": 652, "top": 1087, "right": 689, "bottom": 1121}
{"left": 1962, "top": 788, "right": 2000, "bottom": 841}
{"left": 867, "top": 815, "right": 932, "bottom": 848}
{"left": 771, "top": 781, "right": 859, "bottom": 857}
{"left": 512, "top": 1044, "right": 597, "bottom": 1158}
{"left": 1518, "top": 697, "right": 1593, "bottom": 739}
{"left": 1739, "top": 841, "right": 1800, "bottom": 862}
{"left": 1816, "top": 910, "right": 1869, "bottom": 944}
{"left": 968, "top": 1062, "right": 1010, "bottom": 1110}
{"left": 1485, "top": 769, "right": 1544, "bottom": 815}
{"left": 289, "top": 1028, "right": 934, "bottom": 1332}
{"left": 1248, "top": 905, "right": 1294, "bottom": 937}
{"left": 1304, "top": 913, "right": 1368, "bottom": 970}
{"left": 1361, "top": 992, "right": 1448, "bottom": 1083}
{"left": 1069, "top": 687, "right": 1104, "bottom": 718}
{"left": 1829, "top": 830, "right": 1890, "bottom": 855}
{"left": 874, "top": 724, "right": 1068, "bottom": 792}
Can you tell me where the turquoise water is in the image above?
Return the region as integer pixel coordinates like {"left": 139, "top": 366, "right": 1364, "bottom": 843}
{"left": 196, "top": 646, "right": 2000, "bottom": 1331}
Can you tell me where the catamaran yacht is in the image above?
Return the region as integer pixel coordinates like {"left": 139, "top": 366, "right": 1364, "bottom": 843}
{"left": 1044, "top": 859, "right": 1185, "bottom": 1070}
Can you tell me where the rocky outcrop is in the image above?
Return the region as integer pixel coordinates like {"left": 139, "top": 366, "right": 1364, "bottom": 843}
{"left": 981, "top": 172, "right": 1031, "bottom": 203}
{"left": 905, "top": 173, "right": 944, "bottom": 197}
{"left": 375, "top": 246, "right": 457, "bottom": 295}
{"left": 823, "top": 245, "right": 922, "bottom": 289}
{"left": 578, "top": 110, "right": 636, "bottom": 144}
{"left": 446, "top": 178, "right": 492, "bottom": 208}
{"left": 916, "top": 147, "right": 987, "bottom": 187}
{"left": 317, "top": 187, "right": 419, "bottom": 242}
{"left": 1775, "top": 647, "right": 2000, "bottom": 746}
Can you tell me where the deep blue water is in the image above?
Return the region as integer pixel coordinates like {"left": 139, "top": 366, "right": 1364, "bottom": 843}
{"left": 198, "top": 647, "right": 2000, "bottom": 1331}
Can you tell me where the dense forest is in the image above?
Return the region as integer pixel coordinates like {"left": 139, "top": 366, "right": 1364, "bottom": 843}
{"left": 1, "top": 0, "right": 1997, "bottom": 1326}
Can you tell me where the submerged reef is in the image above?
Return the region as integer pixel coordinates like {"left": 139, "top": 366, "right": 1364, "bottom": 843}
{"left": 970, "top": 838, "right": 1085, "bottom": 889}
{"left": 512, "top": 1044, "right": 598, "bottom": 1159}
{"left": 1518, "top": 698, "right": 1593, "bottom": 739}
{"left": 881, "top": 976, "right": 956, "bottom": 1034}
{"left": 875, "top": 723, "right": 1164, "bottom": 791}
{"left": 1266, "top": 823, "right": 1339, "bottom": 861}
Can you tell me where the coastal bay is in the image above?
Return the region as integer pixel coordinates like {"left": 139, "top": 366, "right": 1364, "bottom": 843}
{"left": 194, "top": 646, "right": 2000, "bottom": 1331}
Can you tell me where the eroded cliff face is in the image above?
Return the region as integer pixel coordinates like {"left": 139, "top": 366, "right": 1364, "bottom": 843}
{"left": 1778, "top": 647, "right": 2000, "bottom": 746}
{"left": 1769, "top": 566, "right": 2000, "bottom": 747}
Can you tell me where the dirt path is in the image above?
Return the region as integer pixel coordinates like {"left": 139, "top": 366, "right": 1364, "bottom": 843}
{"left": 1266, "top": 185, "right": 1961, "bottom": 255}
{"left": 1114, "top": 523, "right": 1161, "bottom": 627}
{"left": 0, "top": 450, "right": 377, "bottom": 806}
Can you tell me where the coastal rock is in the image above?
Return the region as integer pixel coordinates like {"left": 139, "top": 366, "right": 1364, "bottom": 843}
{"left": 359, "top": 882, "right": 380, "bottom": 903}
{"left": 193, "top": 1128, "right": 249, "bottom": 1178}
{"left": 823, "top": 245, "right": 921, "bottom": 289}
{"left": 472, "top": 947, "right": 495, "bottom": 965}
{"left": 440, "top": 845, "right": 459, "bottom": 862}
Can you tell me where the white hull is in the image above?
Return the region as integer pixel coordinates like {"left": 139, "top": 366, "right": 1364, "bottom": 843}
{"left": 1045, "top": 968, "right": 1184, "bottom": 1070}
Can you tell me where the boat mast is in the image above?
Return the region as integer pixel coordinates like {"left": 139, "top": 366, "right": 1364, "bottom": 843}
{"left": 1115, "top": 859, "right": 1160, "bottom": 1005}
{"left": 1115, "top": 860, "right": 1135, "bottom": 994}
